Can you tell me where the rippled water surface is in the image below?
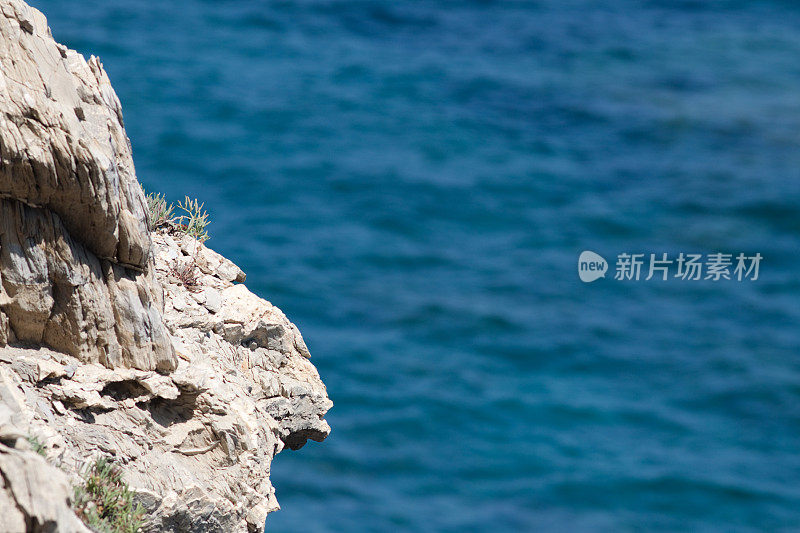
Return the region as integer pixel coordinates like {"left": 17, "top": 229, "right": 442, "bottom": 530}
{"left": 30, "top": 0, "right": 800, "bottom": 531}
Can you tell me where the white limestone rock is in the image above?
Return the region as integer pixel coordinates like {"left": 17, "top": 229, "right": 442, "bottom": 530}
{"left": 0, "top": 402, "right": 89, "bottom": 533}
{"left": 0, "top": 2, "right": 331, "bottom": 531}
{"left": 0, "top": 0, "right": 175, "bottom": 372}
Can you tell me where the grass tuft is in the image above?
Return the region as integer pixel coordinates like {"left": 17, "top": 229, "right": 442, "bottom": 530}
{"left": 145, "top": 191, "right": 175, "bottom": 231}
{"left": 73, "top": 457, "right": 145, "bottom": 533}
{"left": 176, "top": 196, "right": 210, "bottom": 243}
{"left": 27, "top": 435, "right": 46, "bottom": 457}
{"left": 143, "top": 188, "right": 211, "bottom": 244}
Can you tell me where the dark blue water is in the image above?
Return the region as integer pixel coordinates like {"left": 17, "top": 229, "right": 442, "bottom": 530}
{"left": 31, "top": 1, "right": 800, "bottom": 531}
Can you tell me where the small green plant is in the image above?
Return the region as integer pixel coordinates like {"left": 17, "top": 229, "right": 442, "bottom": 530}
{"left": 27, "top": 435, "right": 46, "bottom": 457}
{"left": 145, "top": 191, "right": 175, "bottom": 231}
{"left": 143, "top": 188, "right": 211, "bottom": 245}
{"left": 73, "top": 457, "right": 145, "bottom": 533}
{"left": 176, "top": 196, "right": 210, "bottom": 243}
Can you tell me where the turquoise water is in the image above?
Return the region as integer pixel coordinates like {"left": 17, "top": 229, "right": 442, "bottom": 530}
{"left": 32, "top": 1, "right": 800, "bottom": 531}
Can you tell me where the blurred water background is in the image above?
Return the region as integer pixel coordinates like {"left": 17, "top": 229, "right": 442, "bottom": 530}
{"left": 31, "top": 0, "right": 800, "bottom": 531}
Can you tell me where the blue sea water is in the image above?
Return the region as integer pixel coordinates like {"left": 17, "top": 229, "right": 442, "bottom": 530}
{"left": 29, "top": 0, "right": 800, "bottom": 531}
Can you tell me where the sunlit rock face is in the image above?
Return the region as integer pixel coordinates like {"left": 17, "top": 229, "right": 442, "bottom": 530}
{"left": 0, "top": 0, "right": 174, "bottom": 371}
{"left": 0, "top": 2, "right": 331, "bottom": 531}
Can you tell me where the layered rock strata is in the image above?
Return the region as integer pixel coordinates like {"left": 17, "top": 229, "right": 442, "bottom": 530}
{"left": 0, "top": 1, "right": 331, "bottom": 531}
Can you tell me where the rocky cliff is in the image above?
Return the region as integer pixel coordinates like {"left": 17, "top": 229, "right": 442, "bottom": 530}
{"left": 0, "top": 1, "right": 331, "bottom": 531}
